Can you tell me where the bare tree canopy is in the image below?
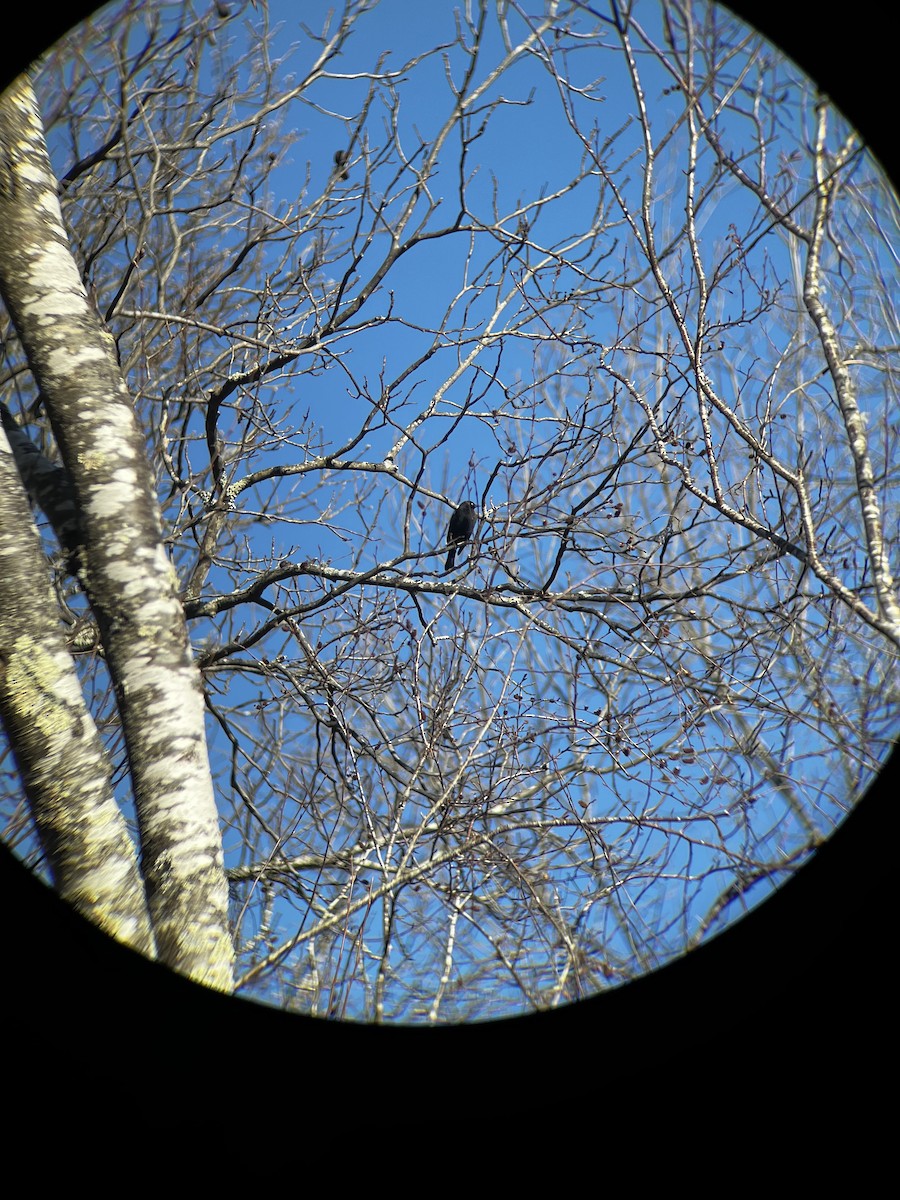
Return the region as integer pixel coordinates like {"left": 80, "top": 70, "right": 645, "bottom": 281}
{"left": 1, "top": 0, "right": 898, "bottom": 1025}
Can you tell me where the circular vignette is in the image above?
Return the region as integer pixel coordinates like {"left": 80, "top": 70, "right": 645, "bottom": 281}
{"left": 1, "top": 1, "right": 896, "bottom": 1079}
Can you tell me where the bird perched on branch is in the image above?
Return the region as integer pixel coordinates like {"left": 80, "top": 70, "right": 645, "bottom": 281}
{"left": 445, "top": 500, "right": 477, "bottom": 570}
{"left": 333, "top": 149, "right": 350, "bottom": 181}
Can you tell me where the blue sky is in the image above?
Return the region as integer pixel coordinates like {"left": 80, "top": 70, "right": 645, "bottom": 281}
{"left": 4, "top": 0, "right": 897, "bottom": 1021}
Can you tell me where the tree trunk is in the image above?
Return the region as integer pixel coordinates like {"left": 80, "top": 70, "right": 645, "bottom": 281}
{"left": 0, "top": 426, "right": 157, "bottom": 957}
{"left": 0, "top": 74, "right": 233, "bottom": 991}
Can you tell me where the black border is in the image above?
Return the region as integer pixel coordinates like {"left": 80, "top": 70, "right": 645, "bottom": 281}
{"left": 2, "top": 3, "right": 895, "bottom": 1100}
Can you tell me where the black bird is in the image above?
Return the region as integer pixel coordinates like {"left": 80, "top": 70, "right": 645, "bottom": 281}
{"left": 333, "top": 149, "right": 350, "bottom": 181}
{"left": 445, "top": 500, "right": 477, "bottom": 570}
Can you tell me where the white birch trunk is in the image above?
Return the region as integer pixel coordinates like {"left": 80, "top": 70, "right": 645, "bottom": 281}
{"left": 0, "top": 426, "right": 157, "bottom": 957}
{"left": 0, "top": 74, "right": 233, "bottom": 990}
